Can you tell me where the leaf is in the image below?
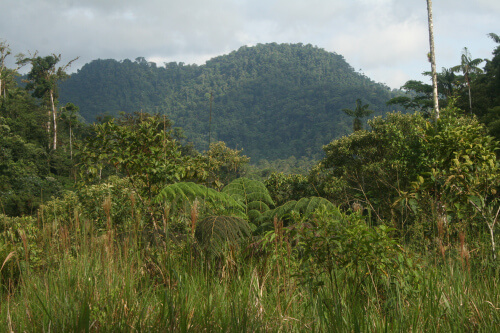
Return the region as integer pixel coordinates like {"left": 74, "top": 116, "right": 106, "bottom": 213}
{"left": 408, "top": 198, "right": 418, "bottom": 213}
{"left": 468, "top": 195, "right": 484, "bottom": 209}
{"left": 259, "top": 197, "right": 335, "bottom": 224}
{"left": 222, "top": 178, "right": 274, "bottom": 222}
{"left": 155, "top": 182, "right": 245, "bottom": 217}
{"left": 195, "top": 215, "right": 252, "bottom": 257}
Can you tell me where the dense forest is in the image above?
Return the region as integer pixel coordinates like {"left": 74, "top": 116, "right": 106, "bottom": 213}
{"left": 1, "top": 33, "right": 500, "bottom": 331}
{"left": 59, "top": 43, "right": 399, "bottom": 161}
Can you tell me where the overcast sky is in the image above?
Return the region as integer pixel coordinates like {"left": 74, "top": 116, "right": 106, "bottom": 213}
{"left": 2, "top": 0, "right": 499, "bottom": 89}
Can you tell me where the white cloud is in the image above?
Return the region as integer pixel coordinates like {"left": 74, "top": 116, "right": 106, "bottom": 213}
{"left": 1, "top": 0, "right": 499, "bottom": 89}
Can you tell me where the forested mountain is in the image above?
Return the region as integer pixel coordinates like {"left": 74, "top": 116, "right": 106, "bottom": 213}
{"left": 59, "top": 43, "right": 399, "bottom": 161}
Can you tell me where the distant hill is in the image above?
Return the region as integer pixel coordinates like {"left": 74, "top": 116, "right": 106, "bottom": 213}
{"left": 59, "top": 43, "right": 400, "bottom": 161}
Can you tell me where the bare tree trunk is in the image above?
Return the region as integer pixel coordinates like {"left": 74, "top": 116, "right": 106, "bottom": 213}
{"left": 47, "top": 106, "right": 52, "bottom": 150}
{"left": 466, "top": 76, "right": 473, "bottom": 113}
{"left": 426, "top": 0, "right": 439, "bottom": 119}
{"left": 50, "top": 91, "right": 57, "bottom": 150}
{"left": 69, "top": 125, "right": 73, "bottom": 160}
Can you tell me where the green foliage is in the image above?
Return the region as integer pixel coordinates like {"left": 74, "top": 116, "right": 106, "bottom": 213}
{"left": 386, "top": 80, "right": 435, "bottom": 114}
{"left": 314, "top": 112, "right": 428, "bottom": 223}
{"left": 154, "top": 182, "right": 246, "bottom": 218}
{"left": 315, "top": 100, "right": 500, "bottom": 257}
{"left": 40, "top": 176, "right": 143, "bottom": 232}
{"left": 291, "top": 206, "right": 417, "bottom": 294}
{"left": 195, "top": 215, "right": 251, "bottom": 257}
{"left": 3, "top": 37, "right": 500, "bottom": 332}
{"left": 23, "top": 53, "right": 78, "bottom": 151}
{"left": 222, "top": 178, "right": 274, "bottom": 223}
{"left": 78, "top": 112, "right": 205, "bottom": 192}
{"left": 247, "top": 156, "right": 316, "bottom": 178}
{"left": 0, "top": 115, "right": 64, "bottom": 216}
{"left": 451, "top": 47, "right": 484, "bottom": 113}
{"left": 0, "top": 214, "right": 41, "bottom": 285}
{"left": 0, "top": 47, "right": 82, "bottom": 217}
{"left": 259, "top": 196, "right": 335, "bottom": 228}
{"left": 407, "top": 105, "right": 500, "bottom": 258}
{"left": 59, "top": 43, "right": 399, "bottom": 161}
{"left": 203, "top": 141, "right": 250, "bottom": 189}
{"left": 388, "top": 35, "right": 500, "bottom": 141}
{"left": 264, "top": 172, "right": 315, "bottom": 206}
{"left": 342, "top": 98, "right": 374, "bottom": 132}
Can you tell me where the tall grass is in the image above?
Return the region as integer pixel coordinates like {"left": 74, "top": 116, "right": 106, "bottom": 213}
{"left": 0, "top": 206, "right": 499, "bottom": 332}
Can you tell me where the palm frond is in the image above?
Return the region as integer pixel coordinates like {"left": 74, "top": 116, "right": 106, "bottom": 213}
{"left": 488, "top": 33, "right": 500, "bottom": 44}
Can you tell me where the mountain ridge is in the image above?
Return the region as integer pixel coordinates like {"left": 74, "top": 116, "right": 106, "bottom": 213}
{"left": 59, "top": 43, "right": 400, "bottom": 161}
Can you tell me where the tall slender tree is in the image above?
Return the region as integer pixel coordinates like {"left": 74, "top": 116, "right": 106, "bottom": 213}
{"left": 60, "top": 102, "right": 80, "bottom": 160}
{"left": 0, "top": 41, "right": 10, "bottom": 99}
{"left": 426, "top": 0, "right": 439, "bottom": 119}
{"left": 452, "top": 47, "right": 483, "bottom": 114}
{"left": 24, "top": 54, "right": 78, "bottom": 150}
{"left": 0, "top": 41, "right": 24, "bottom": 100}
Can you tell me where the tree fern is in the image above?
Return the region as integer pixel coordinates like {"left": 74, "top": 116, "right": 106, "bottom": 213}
{"left": 154, "top": 182, "right": 245, "bottom": 218}
{"left": 195, "top": 215, "right": 251, "bottom": 257}
{"left": 259, "top": 197, "right": 336, "bottom": 225}
{"left": 222, "top": 178, "right": 274, "bottom": 222}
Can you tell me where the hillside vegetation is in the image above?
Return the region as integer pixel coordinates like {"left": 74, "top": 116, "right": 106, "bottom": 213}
{"left": 59, "top": 43, "right": 398, "bottom": 161}
{"left": 1, "top": 37, "right": 500, "bottom": 331}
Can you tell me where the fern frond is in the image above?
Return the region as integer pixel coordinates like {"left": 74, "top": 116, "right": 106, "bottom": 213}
{"left": 223, "top": 178, "right": 274, "bottom": 206}
{"left": 154, "top": 182, "right": 245, "bottom": 217}
{"left": 294, "top": 197, "right": 334, "bottom": 216}
{"left": 222, "top": 178, "right": 274, "bottom": 223}
{"left": 247, "top": 201, "right": 271, "bottom": 213}
{"left": 195, "top": 215, "right": 251, "bottom": 257}
{"left": 259, "top": 197, "right": 335, "bottom": 225}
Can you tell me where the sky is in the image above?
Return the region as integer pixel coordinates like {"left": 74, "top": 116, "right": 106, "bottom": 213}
{"left": 1, "top": 0, "right": 499, "bottom": 89}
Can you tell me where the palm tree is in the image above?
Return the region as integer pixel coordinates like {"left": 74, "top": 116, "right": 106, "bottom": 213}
{"left": 488, "top": 32, "right": 500, "bottom": 44}
{"left": 437, "top": 67, "right": 459, "bottom": 98}
{"left": 342, "top": 99, "right": 373, "bottom": 132}
{"left": 451, "top": 47, "right": 483, "bottom": 113}
{"left": 423, "top": 67, "right": 459, "bottom": 99}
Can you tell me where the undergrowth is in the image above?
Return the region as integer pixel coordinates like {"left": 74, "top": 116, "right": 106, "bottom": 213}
{"left": 0, "top": 199, "right": 499, "bottom": 332}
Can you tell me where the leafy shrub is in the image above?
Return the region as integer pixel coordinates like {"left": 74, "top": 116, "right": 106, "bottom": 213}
{"left": 0, "top": 214, "right": 41, "bottom": 286}
{"left": 264, "top": 172, "right": 315, "bottom": 206}
{"left": 41, "top": 176, "right": 144, "bottom": 232}
{"left": 292, "top": 206, "right": 422, "bottom": 297}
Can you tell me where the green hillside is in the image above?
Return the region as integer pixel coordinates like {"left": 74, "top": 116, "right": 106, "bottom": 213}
{"left": 59, "top": 43, "right": 399, "bottom": 161}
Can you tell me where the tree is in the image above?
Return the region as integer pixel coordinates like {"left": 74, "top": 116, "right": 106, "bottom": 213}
{"left": 426, "top": 0, "right": 440, "bottom": 118}
{"left": 342, "top": 99, "right": 374, "bottom": 131}
{"left": 24, "top": 54, "right": 78, "bottom": 150}
{"left": 78, "top": 112, "right": 206, "bottom": 194}
{"left": 203, "top": 141, "right": 250, "bottom": 189}
{"left": 451, "top": 47, "right": 483, "bottom": 113}
{"left": 435, "top": 67, "right": 459, "bottom": 98}
{"left": 409, "top": 104, "right": 500, "bottom": 259}
{"left": 313, "top": 112, "right": 428, "bottom": 223}
{"left": 387, "top": 68, "right": 460, "bottom": 115}
{"left": 59, "top": 102, "right": 80, "bottom": 160}
{"left": 0, "top": 41, "right": 11, "bottom": 99}
{"left": 387, "top": 80, "right": 434, "bottom": 113}
{"left": 0, "top": 41, "right": 24, "bottom": 100}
